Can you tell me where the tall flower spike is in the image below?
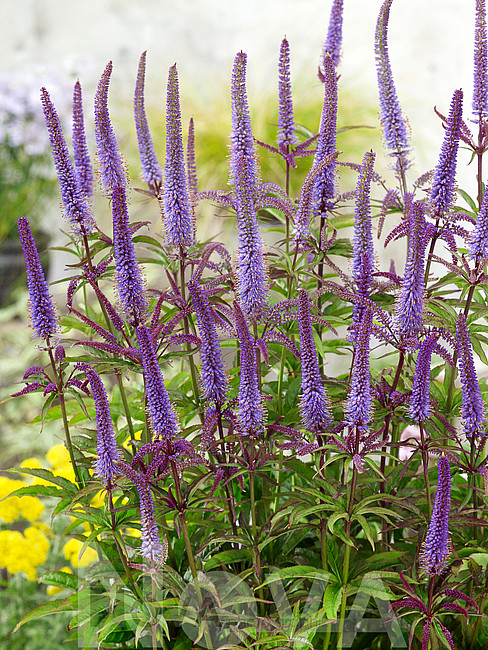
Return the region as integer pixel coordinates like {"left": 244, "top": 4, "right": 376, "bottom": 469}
{"left": 18, "top": 217, "right": 59, "bottom": 340}
{"left": 469, "top": 182, "right": 488, "bottom": 259}
{"left": 421, "top": 455, "right": 451, "bottom": 575}
{"left": 321, "top": 0, "right": 344, "bottom": 70}
{"left": 78, "top": 363, "right": 118, "bottom": 482}
{"left": 474, "top": 0, "right": 488, "bottom": 116}
{"left": 298, "top": 290, "right": 331, "bottom": 434}
{"left": 312, "top": 53, "right": 338, "bottom": 221}
{"left": 456, "top": 313, "right": 486, "bottom": 436}
{"left": 136, "top": 325, "right": 179, "bottom": 440}
{"left": 409, "top": 333, "right": 439, "bottom": 422}
{"left": 396, "top": 201, "right": 427, "bottom": 339}
{"left": 430, "top": 89, "right": 463, "bottom": 221}
{"left": 118, "top": 462, "right": 163, "bottom": 561}
{"left": 72, "top": 81, "right": 94, "bottom": 198}
{"left": 347, "top": 309, "right": 373, "bottom": 430}
{"left": 112, "top": 186, "right": 147, "bottom": 325}
{"left": 234, "top": 301, "right": 263, "bottom": 436}
{"left": 375, "top": 0, "right": 410, "bottom": 159}
{"left": 186, "top": 117, "right": 198, "bottom": 199}
{"left": 134, "top": 51, "right": 163, "bottom": 190}
{"left": 351, "top": 151, "right": 375, "bottom": 340}
{"left": 94, "top": 61, "right": 127, "bottom": 193}
{"left": 188, "top": 279, "right": 228, "bottom": 405}
{"left": 277, "top": 38, "right": 297, "bottom": 158}
{"left": 163, "top": 64, "right": 195, "bottom": 248}
{"left": 235, "top": 153, "right": 269, "bottom": 318}
{"left": 41, "top": 87, "right": 94, "bottom": 235}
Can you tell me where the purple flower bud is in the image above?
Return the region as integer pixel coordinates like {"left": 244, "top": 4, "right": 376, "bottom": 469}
{"left": 112, "top": 186, "right": 147, "bottom": 325}
{"left": 456, "top": 313, "right": 486, "bottom": 436}
{"left": 298, "top": 290, "right": 331, "bottom": 434}
{"left": 234, "top": 301, "right": 263, "bottom": 436}
{"left": 78, "top": 363, "right": 118, "bottom": 482}
{"left": 163, "top": 64, "right": 195, "bottom": 248}
{"left": 322, "top": 0, "right": 344, "bottom": 70}
{"left": 351, "top": 151, "right": 375, "bottom": 339}
{"left": 396, "top": 201, "right": 427, "bottom": 339}
{"left": 136, "top": 325, "right": 179, "bottom": 440}
{"left": 430, "top": 89, "right": 463, "bottom": 221}
{"left": 230, "top": 52, "right": 258, "bottom": 190}
{"left": 312, "top": 54, "right": 338, "bottom": 219}
{"left": 469, "top": 182, "right": 488, "bottom": 259}
{"left": 18, "top": 217, "right": 59, "bottom": 340}
{"left": 188, "top": 279, "right": 228, "bottom": 405}
{"left": 409, "top": 333, "right": 439, "bottom": 421}
{"left": 186, "top": 117, "right": 198, "bottom": 199}
{"left": 119, "top": 462, "right": 163, "bottom": 561}
{"left": 421, "top": 455, "right": 451, "bottom": 575}
{"left": 94, "top": 62, "right": 127, "bottom": 193}
{"left": 41, "top": 87, "right": 94, "bottom": 235}
{"left": 134, "top": 51, "right": 163, "bottom": 189}
{"left": 277, "top": 38, "right": 297, "bottom": 156}
{"left": 474, "top": 0, "right": 488, "bottom": 116}
{"left": 375, "top": 0, "right": 410, "bottom": 157}
{"left": 72, "top": 80, "right": 94, "bottom": 198}
{"left": 347, "top": 309, "right": 373, "bottom": 430}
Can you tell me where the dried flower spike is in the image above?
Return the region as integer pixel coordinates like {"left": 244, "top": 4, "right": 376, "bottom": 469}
{"left": 298, "top": 290, "right": 331, "bottom": 434}
{"left": 134, "top": 51, "right": 163, "bottom": 190}
{"left": 41, "top": 87, "right": 94, "bottom": 235}
{"left": 456, "top": 313, "right": 486, "bottom": 436}
{"left": 18, "top": 217, "right": 59, "bottom": 340}
{"left": 420, "top": 455, "right": 451, "bottom": 575}
{"left": 162, "top": 64, "right": 195, "bottom": 248}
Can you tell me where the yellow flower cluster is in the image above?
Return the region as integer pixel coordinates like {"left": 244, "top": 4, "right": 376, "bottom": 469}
{"left": 0, "top": 524, "right": 50, "bottom": 581}
{"left": 62, "top": 538, "right": 98, "bottom": 568}
{"left": 0, "top": 476, "right": 44, "bottom": 523}
{"left": 46, "top": 444, "right": 76, "bottom": 483}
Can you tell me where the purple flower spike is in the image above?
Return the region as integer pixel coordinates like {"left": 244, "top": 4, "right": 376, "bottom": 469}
{"left": 277, "top": 38, "right": 297, "bottom": 158}
{"left": 72, "top": 81, "right": 94, "bottom": 198}
{"left": 321, "top": 0, "right": 344, "bottom": 70}
{"left": 351, "top": 151, "right": 375, "bottom": 340}
{"left": 186, "top": 117, "right": 198, "bottom": 199}
{"left": 421, "top": 455, "right": 451, "bottom": 575}
{"left": 396, "top": 201, "right": 427, "bottom": 339}
{"left": 375, "top": 0, "right": 410, "bottom": 157}
{"left": 188, "top": 279, "right": 228, "bottom": 405}
{"left": 78, "top": 363, "right": 118, "bottom": 482}
{"left": 136, "top": 325, "right": 179, "bottom": 440}
{"left": 163, "top": 64, "right": 195, "bottom": 248}
{"left": 119, "top": 462, "right": 163, "bottom": 561}
{"left": 112, "top": 186, "right": 147, "bottom": 325}
{"left": 456, "top": 313, "right": 486, "bottom": 436}
{"left": 234, "top": 301, "right": 263, "bottom": 436}
{"left": 430, "top": 89, "right": 463, "bottom": 221}
{"left": 134, "top": 52, "right": 163, "bottom": 190}
{"left": 18, "top": 217, "right": 59, "bottom": 340}
{"left": 298, "top": 290, "right": 331, "bottom": 434}
{"left": 312, "top": 54, "right": 338, "bottom": 221}
{"left": 470, "top": 180, "right": 488, "bottom": 259}
{"left": 230, "top": 51, "right": 259, "bottom": 189}
{"left": 235, "top": 153, "right": 269, "bottom": 318}
{"left": 94, "top": 61, "right": 127, "bottom": 194}
{"left": 41, "top": 87, "right": 94, "bottom": 235}
{"left": 347, "top": 309, "right": 373, "bottom": 430}
{"left": 410, "top": 333, "right": 439, "bottom": 421}
{"left": 474, "top": 0, "right": 488, "bottom": 116}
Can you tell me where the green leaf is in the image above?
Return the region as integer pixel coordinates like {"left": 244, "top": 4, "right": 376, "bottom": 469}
{"left": 13, "top": 597, "right": 77, "bottom": 632}
{"left": 259, "top": 566, "right": 332, "bottom": 587}
{"left": 39, "top": 570, "right": 79, "bottom": 591}
{"left": 8, "top": 467, "right": 77, "bottom": 492}
{"left": 322, "top": 582, "right": 343, "bottom": 620}
{"left": 9, "top": 484, "right": 62, "bottom": 498}
{"left": 204, "top": 549, "right": 252, "bottom": 571}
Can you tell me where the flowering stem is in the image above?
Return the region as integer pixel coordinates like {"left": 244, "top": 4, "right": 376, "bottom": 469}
{"left": 419, "top": 422, "right": 432, "bottom": 516}
{"left": 336, "top": 543, "right": 352, "bottom": 650}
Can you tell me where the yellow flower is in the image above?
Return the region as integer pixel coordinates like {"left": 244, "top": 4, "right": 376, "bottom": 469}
{"left": 122, "top": 429, "right": 142, "bottom": 451}
{"left": 46, "top": 444, "right": 70, "bottom": 469}
{"left": 0, "top": 526, "right": 50, "bottom": 581}
{"left": 0, "top": 476, "right": 44, "bottom": 523}
{"left": 63, "top": 538, "right": 98, "bottom": 568}
{"left": 90, "top": 490, "right": 106, "bottom": 509}
{"left": 46, "top": 566, "right": 73, "bottom": 595}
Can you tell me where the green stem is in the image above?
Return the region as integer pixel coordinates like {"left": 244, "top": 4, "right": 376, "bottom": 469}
{"left": 419, "top": 422, "right": 432, "bottom": 516}
{"left": 336, "top": 543, "right": 352, "bottom": 650}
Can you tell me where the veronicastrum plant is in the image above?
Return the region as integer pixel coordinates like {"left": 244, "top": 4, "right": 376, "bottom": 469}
{"left": 8, "top": 0, "right": 488, "bottom": 648}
